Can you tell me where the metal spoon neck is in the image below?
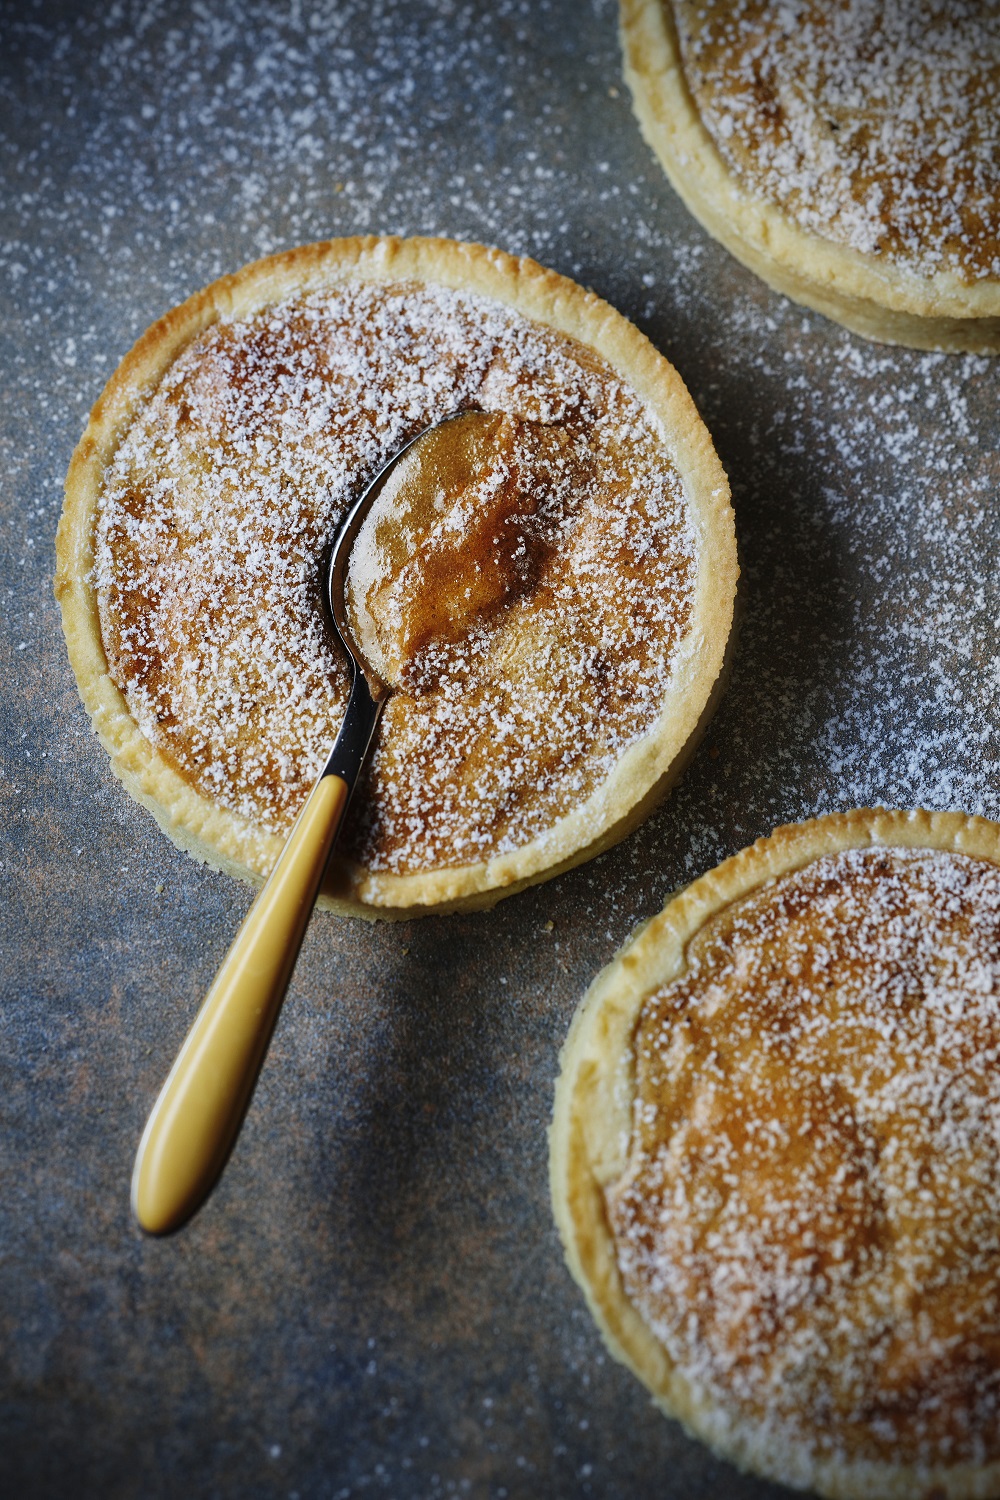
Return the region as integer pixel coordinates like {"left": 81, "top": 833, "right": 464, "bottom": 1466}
{"left": 321, "top": 665, "right": 386, "bottom": 788}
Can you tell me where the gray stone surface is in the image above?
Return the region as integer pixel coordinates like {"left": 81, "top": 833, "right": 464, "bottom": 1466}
{"left": 1, "top": 1, "right": 998, "bottom": 1496}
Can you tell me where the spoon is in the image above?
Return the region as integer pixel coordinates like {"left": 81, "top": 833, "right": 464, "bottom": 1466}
{"left": 131, "top": 410, "right": 481, "bottom": 1235}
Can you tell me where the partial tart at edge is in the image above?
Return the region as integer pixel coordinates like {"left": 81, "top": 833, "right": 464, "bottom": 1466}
{"left": 552, "top": 806, "right": 1000, "bottom": 1499}
{"left": 621, "top": 0, "right": 1000, "bottom": 352}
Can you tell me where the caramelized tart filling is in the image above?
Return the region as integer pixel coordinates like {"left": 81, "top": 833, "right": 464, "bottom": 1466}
{"left": 93, "top": 282, "right": 696, "bottom": 875}
{"left": 608, "top": 846, "right": 1000, "bottom": 1467}
{"left": 346, "top": 410, "right": 551, "bottom": 690}
{"left": 671, "top": 0, "right": 1000, "bottom": 280}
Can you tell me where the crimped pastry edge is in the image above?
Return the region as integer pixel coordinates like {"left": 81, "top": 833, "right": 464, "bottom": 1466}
{"left": 55, "top": 235, "right": 737, "bottom": 919}
{"left": 620, "top": 0, "right": 1000, "bottom": 353}
{"left": 550, "top": 806, "right": 1000, "bottom": 1499}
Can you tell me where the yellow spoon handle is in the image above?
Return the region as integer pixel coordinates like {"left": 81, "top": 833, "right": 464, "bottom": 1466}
{"left": 131, "top": 771, "right": 350, "bottom": 1235}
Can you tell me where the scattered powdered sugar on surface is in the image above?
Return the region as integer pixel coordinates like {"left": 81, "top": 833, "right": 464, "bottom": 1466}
{"left": 641, "top": 302, "right": 1000, "bottom": 909}
{"left": 609, "top": 844, "right": 1000, "bottom": 1472}
{"left": 94, "top": 279, "right": 697, "bottom": 874}
{"left": 673, "top": 0, "right": 1000, "bottom": 278}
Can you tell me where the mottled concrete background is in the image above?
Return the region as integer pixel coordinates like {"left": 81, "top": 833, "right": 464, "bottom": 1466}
{"left": 2, "top": 2, "right": 998, "bottom": 1497}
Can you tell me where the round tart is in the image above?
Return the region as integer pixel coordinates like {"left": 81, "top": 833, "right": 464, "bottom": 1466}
{"left": 551, "top": 808, "right": 1000, "bottom": 1497}
{"left": 620, "top": 0, "right": 1000, "bottom": 351}
{"left": 56, "top": 236, "right": 736, "bottom": 919}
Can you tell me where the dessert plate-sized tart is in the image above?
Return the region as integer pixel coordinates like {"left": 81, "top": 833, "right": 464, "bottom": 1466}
{"left": 551, "top": 807, "right": 1000, "bottom": 1498}
{"left": 56, "top": 236, "right": 737, "bottom": 919}
{"left": 620, "top": 0, "right": 1000, "bottom": 352}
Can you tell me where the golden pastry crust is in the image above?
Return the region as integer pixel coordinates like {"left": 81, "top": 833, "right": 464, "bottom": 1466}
{"left": 621, "top": 0, "right": 1000, "bottom": 352}
{"left": 551, "top": 807, "right": 1000, "bottom": 1498}
{"left": 56, "top": 236, "right": 736, "bottom": 919}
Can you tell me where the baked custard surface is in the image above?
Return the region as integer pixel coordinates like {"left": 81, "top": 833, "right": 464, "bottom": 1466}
{"left": 551, "top": 809, "right": 1000, "bottom": 1498}
{"left": 57, "top": 238, "right": 736, "bottom": 916}
{"left": 621, "top": 0, "right": 1000, "bottom": 350}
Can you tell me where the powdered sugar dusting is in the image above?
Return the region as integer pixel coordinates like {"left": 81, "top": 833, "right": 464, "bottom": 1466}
{"left": 94, "top": 278, "right": 697, "bottom": 875}
{"left": 673, "top": 0, "right": 1000, "bottom": 279}
{"left": 609, "top": 844, "right": 1000, "bottom": 1473}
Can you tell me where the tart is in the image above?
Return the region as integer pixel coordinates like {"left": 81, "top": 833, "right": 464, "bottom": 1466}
{"left": 620, "top": 0, "right": 1000, "bottom": 352}
{"left": 56, "top": 236, "right": 736, "bottom": 919}
{"left": 551, "top": 808, "right": 1000, "bottom": 1497}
